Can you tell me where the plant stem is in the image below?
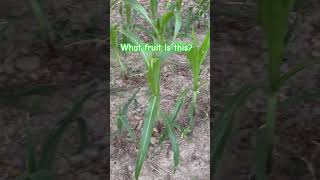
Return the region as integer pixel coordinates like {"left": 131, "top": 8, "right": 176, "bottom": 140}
{"left": 265, "top": 93, "right": 277, "bottom": 174}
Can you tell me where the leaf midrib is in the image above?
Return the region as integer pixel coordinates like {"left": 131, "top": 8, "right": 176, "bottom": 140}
{"left": 137, "top": 96, "right": 157, "bottom": 166}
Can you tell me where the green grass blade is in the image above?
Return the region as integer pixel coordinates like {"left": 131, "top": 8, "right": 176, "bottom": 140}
{"left": 257, "top": 0, "right": 295, "bottom": 91}
{"left": 188, "top": 92, "right": 197, "bottom": 130}
{"left": 255, "top": 125, "right": 269, "bottom": 180}
{"left": 121, "top": 91, "right": 139, "bottom": 141}
{"left": 175, "top": 0, "right": 182, "bottom": 12}
{"left": 161, "top": 111, "right": 180, "bottom": 169}
{"left": 76, "top": 117, "right": 89, "bottom": 152}
{"left": 185, "top": 8, "right": 193, "bottom": 34}
{"left": 255, "top": 94, "right": 277, "bottom": 180}
{"left": 38, "top": 91, "right": 96, "bottom": 169}
{"left": 26, "top": 134, "right": 37, "bottom": 174}
{"left": 117, "top": 109, "right": 124, "bottom": 131}
{"left": 212, "top": 86, "right": 256, "bottom": 175}
{"left": 111, "top": 25, "right": 127, "bottom": 76}
{"left": 161, "top": 11, "right": 174, "bottom": 32}
{"left": 159, "top": 89, "right": 188, "bottom": 143}
{"left": 150, "top": 0, "right": 157, "bottom": 19}
{"left": 279, "top": 91, "right": 320, "bottom": 108}
{"left": 133, "top": 24, "right": 157, "bottom": 41}
{"left": 172, "top": 11, "right": 182, "bottom": 42}
{"left": 29, "top": 0, "right": 50, "bottom": 41}
{"left": 147, "top": 58, "right": 161, "bottom": 96}
{"left": 125, "top": 2, "right": 132, "bottom": 28}
{"left": 199, "top": 31, "right": 210, "bottom": 64}
{"left": 158, "top": 130, "right": 168, "bottom": 145}
{"left": 125, "top": 0, "right": 158, "bottom": 34}
{"left": 119, "top": 29, "right": 151, "bottom": 66}
{"left": 135, "top": 95, "right": 161, "bottom": 179}
{"left": 170, "top": 89, "right": 188, "bottom": 121}
{"left": 279, "top": 59, "right": 320, "bottom": 87}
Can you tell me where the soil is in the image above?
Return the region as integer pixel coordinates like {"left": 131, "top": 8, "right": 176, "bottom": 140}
{"left": 213, "top": 1, "right": 320, "bottom": 180}
{"left": 110, "top": 1, "right": 210, "bottom": 179}
{"left": 0, "top": 0, "right": 108, "bottom": 180}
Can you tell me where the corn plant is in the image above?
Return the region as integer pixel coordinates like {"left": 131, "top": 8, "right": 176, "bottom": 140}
{"left": 186, "top": 28, "right": 210, "bottom": 131}
{"left": 212, "top": 0, "right": 320, "bottom": 179}
{"left": 116, "top": 0, "right": 182, "bottom": 178}
{"left": 23, "top": 90, "right": 100, "bottom": 180}
{"left": 116, "top": 90, "right": 139, "bottom": 141}
{"left": 159, "top": 89, "right": 188, "bottom": 169}
{"left": 110, "top": 24, "right": 128, "bottom": 79}
{"left": 184, "top": 0, "right": 209, "bottom": 36}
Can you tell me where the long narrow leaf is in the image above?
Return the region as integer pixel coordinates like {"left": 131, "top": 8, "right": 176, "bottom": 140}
{"left": 255, "top": 125, "right": 269, "bottom": 180}
{"left": 26, "top": 134, "right": 37, "bottom": 174}
{"left": 172, "top": 11, "right": 182, "bottom": 42}
{"left": 119, "top": 29, "right": 151, "bottom": 66}
{"left": 159, "top": 89, "right": 188, "bottom": 143}
{"left": 279, "top": 59, "right": 319, "bottom": 87}
{"left": 38, "top": 91, "right": 96, "bottom": 169}
{"left": 161, "top": 111, "right": 180, "bottom": 169}
{"left": 121, "top": 91, "right": 139, "bottom": 141}
{"left": 76, "top": 117, "right": 89, "bottom": 152}
{"left": 135, "top": 95, "right": 160, "bottom": 179}
{"left": 212, "top": 86, "right": 257, "bottom": 175}
{"left": 125, "top": 0, "right": 158, "bottom": 35}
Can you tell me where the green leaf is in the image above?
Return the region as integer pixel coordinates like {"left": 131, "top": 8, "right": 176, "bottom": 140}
{"left": 135, "top": 95, "right": 161, "bottom": 180}
{"left": 172, "top": 11, "right": 182, "bottom": 42}
{"left": 133, "top": 24, "right": 157, "bottom": 42}
{"left": 188, "top": 94, "right": 196, "bottom": 130}
{"left": 119, "top": 29, "right": 151, "bottom": 66}
{"left": 125, "top": 0, "right": 158, "bottom": 35}
{"left": 26, "top": 134, "right": 37, "bottom": 174}
{"left": 255, "top": 125, "right": 269, "bottom": 180}
{"left": 29, "top": 0, "right": 50, "bottom": 41}
{"left": 199, "top": 31, "right": 210, "bottom": 65}
{"left": 212, "top": 86, "right": 257, "bottom": 175}
{"left": 159, "top": 89, "right": 188, "bottom": 143}
{"left": 257, "top": 0, "right": 296, "bottom": 91}
{"left": 76, "top": 117, "right": 89, "bottom": 152}
{"left": 29, "top": 170, "right": 53, "bottom": 180}
{"left": 150, "top": 0, "right": 157, "bottom": 19}
{"left": 147, "top": 58, "right": 161, "bottom": 96}
{"left": 38, "top": 91, "right": 96, "bottom": 169}
{"left": 161, "top": 111, "right": 180, "bottom": 169}
{"left": 279, "top": 59, "right": 320, "bottom": 88}
{"left": 120, "top": 91, "right": 139, "bottom": 141}
{"left": 161, "top": 11, "right": 174, "bottom": 33}
{"left": 279, "top": 91, "right": 320, "bottom": 108}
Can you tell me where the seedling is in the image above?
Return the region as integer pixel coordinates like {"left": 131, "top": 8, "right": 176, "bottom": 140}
{"left": 186, "top": 28, "right": 210, "bottom": 131}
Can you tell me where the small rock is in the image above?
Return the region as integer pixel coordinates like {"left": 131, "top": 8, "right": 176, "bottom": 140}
{"left": 150, "top": 137, "right": 157, "bottom": 145}
{"left": 16, "top": 56, "right": 40, "bottom": 72}
{"left": 128, "top": 164, "right": 134, "bottom": 172}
